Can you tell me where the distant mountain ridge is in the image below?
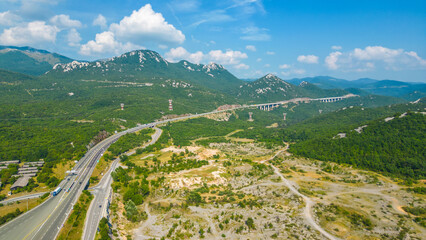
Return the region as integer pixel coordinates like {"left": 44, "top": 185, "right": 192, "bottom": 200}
{"left": 47, "top": 49, "right": 243, "bottom": 93}
{"left": 0, "top": 45, "right": 73, "bottom": 75}
{"left": 287, "top": 76, "right": 426, "bottom": 100}
{"left": 236, "top": 73, "right": 349, "bottom": 103}
{"left": 0, "top": 45, "right": 422, "bottom": 101}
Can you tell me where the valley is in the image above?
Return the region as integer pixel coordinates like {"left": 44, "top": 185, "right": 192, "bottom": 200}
{"left": 0, "top": 46, "right": 424, "bottom": 240}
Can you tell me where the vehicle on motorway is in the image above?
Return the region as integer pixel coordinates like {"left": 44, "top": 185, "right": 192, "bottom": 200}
{"left": 67, "top": 182, "right": 75, "bottom": 192}
{"left": 52, "top": 187, "right": 62, "bottom": 196}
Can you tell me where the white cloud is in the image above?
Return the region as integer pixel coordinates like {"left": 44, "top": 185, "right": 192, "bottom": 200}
{"left": 245, "top": 45, "right": 256, "bottom": 51}
{"left": 331, "top": 45, "right": 342, "bottom": 50}
{"left": 264, "top": 64, "right": 270, "bottom": 68}
{"left": 165, "top": 47, "right": 249, "bottom": 67}
{"left": 50, "top": 14, "right": 82, "bottom": 29}
{"left": 266, "top": 51, "right": 275, "bottom": 55}
{"left": 297, "top": 54, "right": 319, "bottom": 64}
{"left": 0, "top": 21, "right": 59, "bottom": 45}
{"left": 352, "top": 46, "right": 401, "bottom": 62}
{"left": 325, "top": 46, "right": 426, "bottom": 71}
{"left": 241, "top": 26, "right": 270, "bottom": 41}
{"left": 208, "top": 49, "right": 248, "bottom": 65}
{"left": 79, "top": 31, "right": 141, "bottom": 56}
{"left": 67, "top": 28, "right": 81, "bottom": 47}
{"left": 110, "top": 4, "right": 185, "bottom": 44}
{"left": 165, "top": 47, "right": 204, "bottom": 64}
{"left": 256, "top": 58, "right": 262, "bottom": 62}
{"left": 234, "top": 63, "right": 250, "bottom": 70}
{"left": 0, "top": 11, "right": 21, "bottom": 26}
{"left": 325, "top": 51, "right": 342, "bottom": 70}
{"left": 93, "top": 14, "right": 107, "bottom": 29}
{"left": 279, "top": 64, "right": 291, "bottom": 69}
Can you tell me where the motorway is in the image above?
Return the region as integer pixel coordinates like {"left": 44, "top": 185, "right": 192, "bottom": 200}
{"left": 82, "top": 128, "right": 163, "bottom": 240}
{"left": 0, "top": 94, "right": 354, "bottom": 240}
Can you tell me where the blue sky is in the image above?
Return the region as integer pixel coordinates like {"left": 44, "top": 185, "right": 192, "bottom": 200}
{"left": 0, "top": 0, "right": 425, "bottom": 82}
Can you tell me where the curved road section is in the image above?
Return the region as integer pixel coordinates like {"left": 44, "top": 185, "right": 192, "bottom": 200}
{"left": 0, "top": 95, "right": 351, "bottom": 240}
{"left": 83, "top": 128, "right": 162, "bottom": 240}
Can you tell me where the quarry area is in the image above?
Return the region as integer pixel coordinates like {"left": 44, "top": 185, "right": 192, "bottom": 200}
{"left": 108, "top": 137, "right": 425, "bottom": 240}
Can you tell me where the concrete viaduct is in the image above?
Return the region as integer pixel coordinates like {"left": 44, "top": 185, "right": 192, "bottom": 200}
{"left": 253, "top": 94, "right": 358, "bottom": 111}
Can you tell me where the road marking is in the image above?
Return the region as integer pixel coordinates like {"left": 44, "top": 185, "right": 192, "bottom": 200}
{"left": 23, "top": 194, "right": 67, "bottom": 240}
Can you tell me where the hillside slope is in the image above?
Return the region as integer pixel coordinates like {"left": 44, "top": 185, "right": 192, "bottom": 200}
{"left": 237, "top": 74, "right": 348, "bottom": 103}
{"left": 46, "top": 50, "right": 243, "bottom": 93}
{"left": 0, "top": 46, "right": 73, "bottom": 75}
{"left": 289, "top": 110, "right": 426, "bottom": 179}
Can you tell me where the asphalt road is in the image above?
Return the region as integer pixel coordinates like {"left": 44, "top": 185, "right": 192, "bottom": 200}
{"left": 0, "top": 94, "right": 354, "bottom": 240}
{"left": 83, "top": 128, "right": 163, "bottom": 240}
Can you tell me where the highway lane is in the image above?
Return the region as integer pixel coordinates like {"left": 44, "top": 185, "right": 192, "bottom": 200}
{"left": 0, "top": 132, "right": 118, "bottom": 240}
{"left": 83, "top": 128, "right": 163, "bottom": 240}
{"left": 0, "top": 173, "right": 78, "bottom": 240}
{"left": 0, "top": 95, "right": 355, "bottom": 240}
{"left": 0, "top": 104, "right": 261, "bottom": 240}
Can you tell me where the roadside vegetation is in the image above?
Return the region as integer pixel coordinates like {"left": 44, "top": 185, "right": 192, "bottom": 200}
{"left": 57, "top": 190, "right": 93, "bottom": 240}
{"left": 0, "top": 193, "right": 49, "bottom": 226}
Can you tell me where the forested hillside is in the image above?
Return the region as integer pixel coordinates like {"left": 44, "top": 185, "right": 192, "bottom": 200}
{"left": 290, "top": 112, "right": 426, "bottom": 179}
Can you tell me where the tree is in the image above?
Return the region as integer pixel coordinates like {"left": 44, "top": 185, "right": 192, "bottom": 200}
{"left": 124, "top": 200, "right": 140, "bottom": 222}
{"left": 245, "top": 217, "right": 256, "bottom": 231}
{"left": 98, "top": 217, "right": 111, "bottom": 240}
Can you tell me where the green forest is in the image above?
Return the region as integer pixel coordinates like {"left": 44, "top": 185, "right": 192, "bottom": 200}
{"left": 290, "top": 112, "right": 425, "bottom": 180}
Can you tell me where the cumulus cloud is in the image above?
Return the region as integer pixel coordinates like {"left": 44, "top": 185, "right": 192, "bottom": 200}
{"left": 0, "top": 11, "right": 22, "bottom": 26}
{"left": 208, "top": 49, "right": 248, "bottom": 65}
{"left": 0, "top": 21, "right": 59, "bottom": 45}
{"left": 331, "top": 45, "right": 342, "bottom": 50}
{"left": 109, "top": 4, "right": 185, "bottom": 44}
{"left": 266, "top": 51, "right": 275, "bottom": 55}
{"left": 165, "top": 47, "right": 249, "bottom": 67}
{"left": 67, "top": 28, "right": 81, "bottom": 47}
{"left": 325, "top": 51, "right": 342, "bottom": 70}
{"left": 50, "top": 14, "right": 82, "bottom": 29}
{"left": 279, "top": 64, "right": 291, "bottom": 69}
{"left": 325, "top": 46, "right": 426, "bottom": 71}
{"left": 352, "top": 46, "right": 402, "bottom": 62}
{"left": 79, "top": 31, "right": 141, "bottom": 56}
{"left": 93, "top": 14, "right": 107, "bottom": 28}
{"left": 297, "top": 55, "right": 319, "bottom": 64}
{"left": 245, "top": 45, "right": 256, "bottom": 51}
{"left": 165, "top": 47, "right": 204, "bottom": 64}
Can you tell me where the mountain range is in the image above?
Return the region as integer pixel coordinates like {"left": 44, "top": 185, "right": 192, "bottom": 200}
{"left": 0, "top": 46, "right": 73, "bottom": 75}
{"left": 287, "top": 76, "right": 426, "bottom": 100}
{"left": 0, "top": 45, "right": 424, "bottom": 103}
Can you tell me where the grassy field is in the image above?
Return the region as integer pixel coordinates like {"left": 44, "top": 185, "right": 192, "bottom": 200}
{"left": 0, "top": 198, "right": 42, "bottom": 217}
{"left": 53, "top": 161, "right": 75, "bottom": 181}
{"left": 57, "top": 190, "right": 93, "bottom": 240}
